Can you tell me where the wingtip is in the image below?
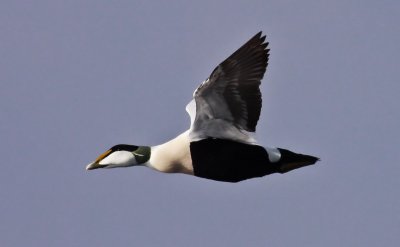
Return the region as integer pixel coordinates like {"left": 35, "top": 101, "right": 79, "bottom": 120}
{"left": 254, "top": 31, "right": 265, "bottom": 38}
{"left": 251, "top": 32, "right": 268, "bottom": 48}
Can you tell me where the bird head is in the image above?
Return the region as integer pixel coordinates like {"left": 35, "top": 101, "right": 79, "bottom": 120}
{"left": 86, "top": 144, "right": 151, "bottom": 170}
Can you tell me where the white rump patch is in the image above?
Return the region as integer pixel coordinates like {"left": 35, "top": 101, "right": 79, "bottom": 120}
{"left": 265, "top": 147, "right": 281, "bottom": 163}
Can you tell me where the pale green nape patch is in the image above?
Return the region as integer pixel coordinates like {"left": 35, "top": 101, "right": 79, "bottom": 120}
{"left": 132, "top": 146, "right": 151, "bottom": 164}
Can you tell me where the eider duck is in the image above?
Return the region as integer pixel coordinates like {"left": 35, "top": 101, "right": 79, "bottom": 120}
{"left": 86, "top": 32, "right": 319, "bottom": 183}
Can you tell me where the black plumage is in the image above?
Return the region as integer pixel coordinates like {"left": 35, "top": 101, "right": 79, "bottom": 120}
{"left": 190, "top": 138, "right": 318, "bottom": 183}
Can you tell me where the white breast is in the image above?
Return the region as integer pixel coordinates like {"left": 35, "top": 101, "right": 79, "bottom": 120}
{"left": 148, "top": 130, "right": 194, "bottom": 174}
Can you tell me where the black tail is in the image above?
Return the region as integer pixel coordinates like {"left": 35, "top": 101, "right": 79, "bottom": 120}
{"left": 277, "top": 148, "right": 319, "bottom": 173}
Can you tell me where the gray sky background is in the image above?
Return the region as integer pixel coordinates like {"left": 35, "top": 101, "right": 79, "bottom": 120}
{"left": 1, "top": 0, "right": 399, "bottom": 246}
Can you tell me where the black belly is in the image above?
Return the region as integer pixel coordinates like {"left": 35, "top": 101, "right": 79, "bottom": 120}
{"left": 190, "top": 138, "right": 279, "bottom": 182}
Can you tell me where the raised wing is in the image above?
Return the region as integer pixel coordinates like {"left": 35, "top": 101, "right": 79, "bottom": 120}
{"left": 187, "top": 32, "right": 269, "bottom": 143}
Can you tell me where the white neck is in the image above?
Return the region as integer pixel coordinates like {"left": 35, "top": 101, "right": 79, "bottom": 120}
{"left": 146, "top": 130, "right": 193, "bottom": 175}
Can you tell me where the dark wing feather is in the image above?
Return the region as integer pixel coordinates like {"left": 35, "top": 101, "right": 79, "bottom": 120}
{"left": 194, "top": 32, "right": 269, "bottom": 132}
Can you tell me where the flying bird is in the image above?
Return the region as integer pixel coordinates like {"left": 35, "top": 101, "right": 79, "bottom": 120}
{"left": 86, "top": 32, "right": 319, "bottom": 182}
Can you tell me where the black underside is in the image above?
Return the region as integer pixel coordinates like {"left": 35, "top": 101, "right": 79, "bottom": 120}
{"left": 190, "top": 138, "right": 280, "bottom": 183}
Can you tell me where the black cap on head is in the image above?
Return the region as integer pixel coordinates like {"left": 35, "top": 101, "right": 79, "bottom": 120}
{"left": 110, "top": 144, "right": 139, "bottom": 152}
